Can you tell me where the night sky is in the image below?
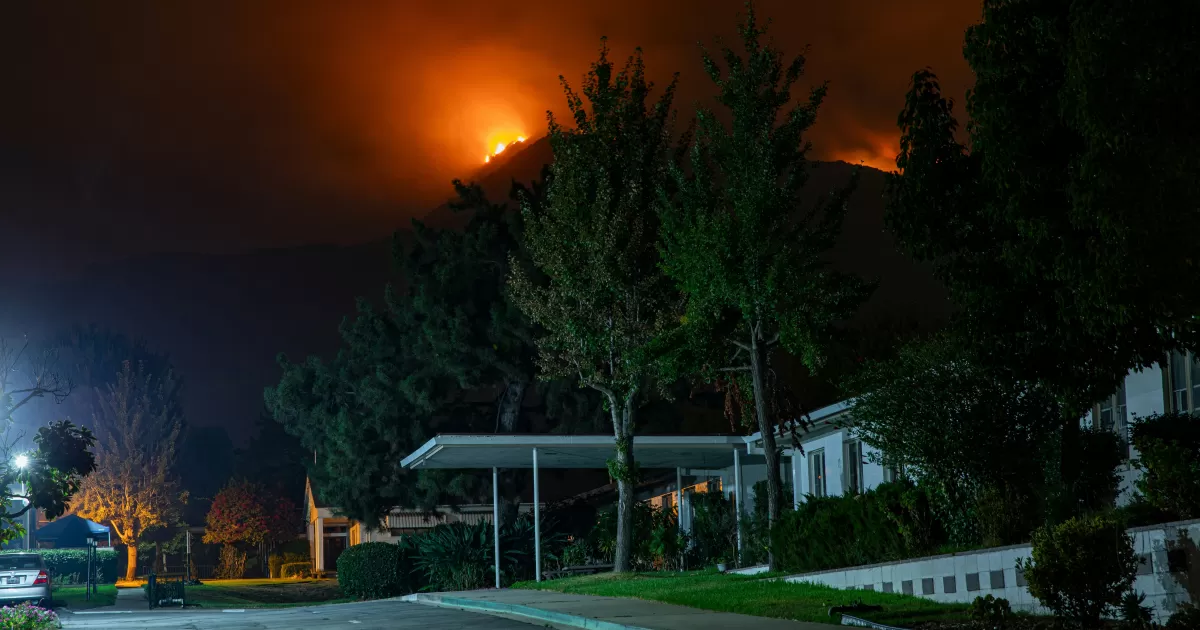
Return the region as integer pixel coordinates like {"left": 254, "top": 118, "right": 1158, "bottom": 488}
{"left": 0, "top": 2, "right": 970, "bottom": 443}
{"left": 2, "top": 1, "right": 978, "bottom": 278}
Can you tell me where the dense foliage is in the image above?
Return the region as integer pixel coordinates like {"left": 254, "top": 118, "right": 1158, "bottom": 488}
{"left": 655, "top": 6, "right": 869, "bottom": 570}
{"left": 1017, "top": 515, "right": 1140, "bottom": 628}
{"left": 510, "top": 42, "right": 679, "bottom": 572}
{"left": 851, "top": 334, "right": 1124, "bottom": 544}
{"left": 687, "top": 491, "right": 738, "bottom": 567}
{"left": 204, "top": 480, "right": 296, "bottom": 547}
{"left": 1131, "top": 412, "right": 1200, "bottom": 520}
{"left": 771, "top": 481, "right": 946, "bottom": 574}
{"left": 886, "top": 2, "right": 1200, "bottom": 410}
{"left": 74, "top": 359, "right": 185, "bottom": 581}
{"left": 0, "top": 603, "right": 60, "bottom": 630}
{"left": 336, "top": 541, "right": 420, "bottom": 599}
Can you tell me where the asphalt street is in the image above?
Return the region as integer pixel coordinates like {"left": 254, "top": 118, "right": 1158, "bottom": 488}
{"left": 61, "top": 600, "right": 546, "bottom": 629}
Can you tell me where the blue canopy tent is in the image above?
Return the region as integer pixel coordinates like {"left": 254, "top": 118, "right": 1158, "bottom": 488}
{"left": 35, "top": 515, "right": 111, "bottom": 548}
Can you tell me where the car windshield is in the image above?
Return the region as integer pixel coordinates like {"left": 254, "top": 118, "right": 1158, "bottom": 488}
{"left": 0, "top": 555, "right": 42, "bottom": 571}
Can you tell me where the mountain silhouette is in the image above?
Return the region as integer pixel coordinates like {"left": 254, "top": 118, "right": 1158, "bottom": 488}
{"left": 1, "top": 136, "right": 947, "bottom": 443}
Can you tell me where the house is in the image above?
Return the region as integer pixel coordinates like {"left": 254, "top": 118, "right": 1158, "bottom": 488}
{"left": 302, "top": 477, "right": 535, "bottom": 573}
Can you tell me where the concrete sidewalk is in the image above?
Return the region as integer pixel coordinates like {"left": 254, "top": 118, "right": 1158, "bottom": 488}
{"left": 405, "top": 589, "right": 841, "bottom": 630}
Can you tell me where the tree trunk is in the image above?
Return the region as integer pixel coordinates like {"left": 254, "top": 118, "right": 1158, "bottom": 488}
{"left": 496, "top": 379, "right": 530, "bottom": 518}
{"left": 495, "top": 379, "right": 529, "bottom": 433}
{"left": 610, "top": 393, "right": 637, "bottom": 573}
{"left": 749, "top": 326, "right": 782, "bottom": 571}
{"left": 125, "top": 544, "right": 138, "bottom": 581}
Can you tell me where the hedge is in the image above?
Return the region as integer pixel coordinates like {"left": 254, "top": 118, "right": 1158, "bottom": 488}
{"left": 771, "top": 481, "right": 945, "bottom": 574}
{"left": 0, "top": 548, "right": 118, "bottom": 584}
{"left": 337, "top": 541, "right": 422, "bottom": 598}
{"left": 280, "top": 561, "right": 311, "bottom": 578}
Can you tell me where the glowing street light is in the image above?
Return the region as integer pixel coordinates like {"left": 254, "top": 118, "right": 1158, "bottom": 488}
{"left": 14, "top": 454, "right": 29, "bottom": 469}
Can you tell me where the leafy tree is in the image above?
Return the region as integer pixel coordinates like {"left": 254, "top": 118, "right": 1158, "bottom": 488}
{"left": 0, "top": 336, "right": 97, "bottom": 544}
{"left": 204, "top": 480, "right": 297, "bottom": 578}
{"left": 399, "top": 179, "right": 537, "bottom": 433}
{"left": 510, "top": 42, "right": 679, "bottom": 572}
{"left": 851, "top": 333, "right": 1124, "bottom": 544}
{"left": 886, "top": 3, "right": 1200, "bottom": 416}
{"left": 74, "top": 360, "right": 185, "bottom": 580}
{"left": 656, "top": 6, "right": 869, "bottom": 568}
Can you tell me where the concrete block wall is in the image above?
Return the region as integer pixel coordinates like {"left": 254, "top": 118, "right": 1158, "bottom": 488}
{"left": 784, "top": 519, "right": 1200, "bottom": 623}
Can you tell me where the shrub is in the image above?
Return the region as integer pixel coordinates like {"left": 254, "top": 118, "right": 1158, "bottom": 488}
{"left": 1132, "top": 412, "right": 1200, "bottom": 519}
{"left": 0, "top": 603, "right": 60, "bottom": 629}
{"left": 772, "top": 481, "right": 943, "bottom": 574}
{"left": 1017, "top": 515, "right": 1139, "bottom": 627}
{"left": 1068, "top": 426, "right": 1125, "bottom": 516}
{"left": 0, "top": 549, "right": 118, "bottom": 585}
{"left": 214, "top": 545, "right": 247, "bottom": 579}
{"left": 415, "top": 521, "right": 519, "bottom": 591}
{"left": 337, "top": 542, "right": 407, "bottom": 599}
{"left": 280, "top": 562, "right": 311, "bottom": 579}
{"left": 269, "top": 550, "right": 309, "bottom": 578}
{"left": 1165, "top": 603, "right": 1200, "bottom": 630}
{"left": 1118, "top": 591, "right": 1154, "bottom": 628}
{"left": 688, "top": 491, "right": 738, "bottom": 566}
{"left": 968, "top": 595, "right": 1013, "bottom": 625}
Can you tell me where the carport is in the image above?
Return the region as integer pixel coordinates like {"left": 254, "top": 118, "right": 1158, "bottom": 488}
{"left": 399, "top": 434, "right": 763, "bottom": 587}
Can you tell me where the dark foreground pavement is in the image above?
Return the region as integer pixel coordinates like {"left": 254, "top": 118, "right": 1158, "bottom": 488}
{"left": 61, "top": 599, "right": 545, "bottom": 629}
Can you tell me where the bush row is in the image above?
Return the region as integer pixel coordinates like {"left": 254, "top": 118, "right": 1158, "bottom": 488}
{"left": 0, "top": 548, "right": 118, "bottom": 585}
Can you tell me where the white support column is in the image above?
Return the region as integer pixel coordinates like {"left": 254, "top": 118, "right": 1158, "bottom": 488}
{"left": 533, "top": 447, "right": 541, "bottom": 582}
{"left": 493, "top": 467, "right": 501, "bottom": 589}
{"left": 675, "top": 467, "right": 683, "bottom": 535}
{"left": 792, "top": 450, "right": 801, "bottom": 510}
{"left": 314, "top": 516, "right": 324, "bottom": 572}
{"left": 733, "top": 447, "right": 743, "bottom": 557}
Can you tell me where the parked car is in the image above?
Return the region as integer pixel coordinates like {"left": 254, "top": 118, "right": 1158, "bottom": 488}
{"left": 0, "top": 553, "right": 51, "bottom": 606}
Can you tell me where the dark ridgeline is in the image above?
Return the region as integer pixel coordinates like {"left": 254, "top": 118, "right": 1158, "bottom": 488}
{"left": 0, "top": 136, "right": 947, "bottom": 444}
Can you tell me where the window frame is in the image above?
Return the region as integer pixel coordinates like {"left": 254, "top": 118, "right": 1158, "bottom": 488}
{"left": 809, "top": 449, "right": 827, "bottom": 498}
{"left": 842, "top": 439, "right": 864, "bottom": 494}
{"left": 1167, "top": 350, "right": 1200, "bottom": 413}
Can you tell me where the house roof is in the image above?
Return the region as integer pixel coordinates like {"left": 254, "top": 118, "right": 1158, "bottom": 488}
{"left": 745, "top": 398, "right": 854, "bottom": 447}
{"left": 400, "top": 434, "right": 764, "bottom": 470}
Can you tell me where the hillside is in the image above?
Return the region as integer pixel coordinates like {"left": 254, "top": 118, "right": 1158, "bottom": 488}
{"left": 0, "top": 137, "right": 947, "bottom": 443}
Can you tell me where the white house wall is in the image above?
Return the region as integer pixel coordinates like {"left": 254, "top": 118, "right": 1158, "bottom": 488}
{"left": 720, "top": 425, "right": 890, "bottom": 512}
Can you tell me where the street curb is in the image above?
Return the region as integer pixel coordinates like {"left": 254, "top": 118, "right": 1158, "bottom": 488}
{"left": 840, "top": 614, "right": 909, "bottom": 630}
{"left": 403, "top": 593, "right": 650, "bottom": 630}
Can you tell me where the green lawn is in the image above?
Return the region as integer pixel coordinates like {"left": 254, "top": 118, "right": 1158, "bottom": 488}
{"left": 183, "top": 578, "right": 352, "bottom": 609}
{"left": 516, "top": 571, "right": 972, "bottom": 627}
{"left": 52, "top": 584, "right": 118, "bottom": 610}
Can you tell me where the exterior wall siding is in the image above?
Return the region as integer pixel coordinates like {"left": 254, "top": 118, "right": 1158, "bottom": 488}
{"left": 784, "top": 519, "right": 1200, "bottom": 624}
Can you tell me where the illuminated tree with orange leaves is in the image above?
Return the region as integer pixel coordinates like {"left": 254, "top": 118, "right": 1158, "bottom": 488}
{"left": 74, "top": 360, "right": 185, "bottom": 581}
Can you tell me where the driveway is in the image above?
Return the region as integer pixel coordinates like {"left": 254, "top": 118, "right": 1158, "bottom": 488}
{"left": 62, "top": 599, "right": 544, "bottom": 629}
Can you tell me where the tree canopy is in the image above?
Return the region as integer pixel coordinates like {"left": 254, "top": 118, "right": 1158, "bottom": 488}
{"left": 886, "top": 1, "right": 1200, "bottom": 410}
{"left": 656, "top": 6, "right": 869, "bottom": 568}
{"left": 510, "top": 42, "right": 680, "bottom": 572}
{"left": 74, "top": 359, "right": 185, "bottom": 580}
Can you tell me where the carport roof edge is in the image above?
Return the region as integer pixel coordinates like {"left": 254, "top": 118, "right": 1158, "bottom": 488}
{"left": 400, "top": 433, "right": 762, "bottom": 470}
